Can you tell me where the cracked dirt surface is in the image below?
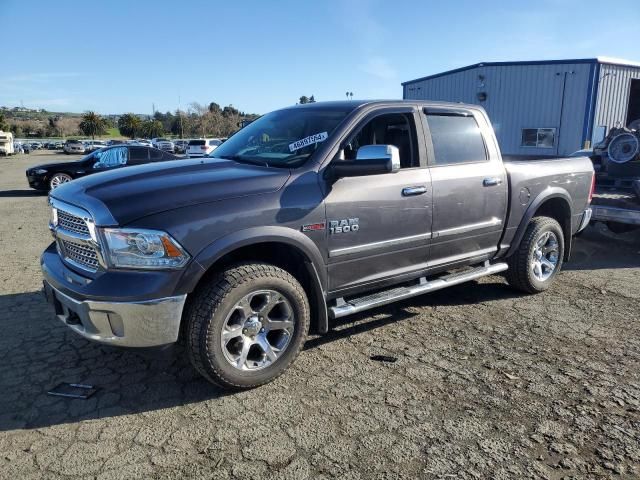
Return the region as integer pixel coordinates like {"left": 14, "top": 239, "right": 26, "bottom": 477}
{"left": 1, "top": 152, "right": 639, "bottom": 479}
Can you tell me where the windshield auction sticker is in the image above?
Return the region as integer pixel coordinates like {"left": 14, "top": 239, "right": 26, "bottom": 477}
{"left": 289, "top": 132, "right": 328, "bottom": 152}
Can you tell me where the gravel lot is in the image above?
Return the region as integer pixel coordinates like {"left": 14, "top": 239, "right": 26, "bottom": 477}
{"left": 1, "top": 150, "right": 640, "bottom": 479}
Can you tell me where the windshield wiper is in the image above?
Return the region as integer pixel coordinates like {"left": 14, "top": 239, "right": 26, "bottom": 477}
{"left": 214, "top": 155, "right": 270, "bottom": 168}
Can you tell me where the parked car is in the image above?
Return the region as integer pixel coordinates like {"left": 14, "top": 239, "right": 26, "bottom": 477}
{"left": 173, "top": 139, "right": 189, "bottom": 154}
{"left": 132, "top": 139, "right": 152, "bottom": 147}
{"left": 26, "top": 145, "right": 178, "bottom": 191}
{"left": 151, "top": 138, "right": 175, "bottom": 153}
{"left": 41, "top": 100, "right": 594, "bottom": 389}
{"left": 63, "top": 139, "right": 86, "bottom": 154}
{"left": 85, "top": 140, "right": 107, "bottom": 152}
{"left": 187, "top": 138, "right": 221, "bottom": 157}
{"left": 22, "top": 142, "right": 31, "bottom": 154}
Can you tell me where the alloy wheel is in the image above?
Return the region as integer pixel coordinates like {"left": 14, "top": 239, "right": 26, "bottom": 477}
{"left": 220, "top": 290, "right": 295, "bottom": 371}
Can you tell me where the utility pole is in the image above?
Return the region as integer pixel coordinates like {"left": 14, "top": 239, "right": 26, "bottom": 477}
{"left": 178, "top": 95, "right": 184, "bottom": 139}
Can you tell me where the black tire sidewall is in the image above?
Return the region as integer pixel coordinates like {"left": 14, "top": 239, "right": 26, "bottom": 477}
{"left": 202, "top": 271, "right": 309, "bottom": 388}
{"left": 524, "top": 219, "right": 564, "bottom": 291}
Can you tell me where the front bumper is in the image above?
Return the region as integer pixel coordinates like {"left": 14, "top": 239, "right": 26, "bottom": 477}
{"left": 41, "top": 242, "right": 194, "bottom": 347}
{"left": 26, "top": 174, "right": 47, "bottom": 190}
{"left": 43, "top": 280, "right": 186, "bottom": 347}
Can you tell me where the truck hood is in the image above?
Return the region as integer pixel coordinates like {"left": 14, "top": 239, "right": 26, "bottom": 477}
{"left": 51, "top": 158, "right": 290, "bottom": 226}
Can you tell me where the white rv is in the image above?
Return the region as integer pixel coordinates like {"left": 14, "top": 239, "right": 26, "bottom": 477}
{"left": 0, "top": 131, "right": 14, "bottom": 156}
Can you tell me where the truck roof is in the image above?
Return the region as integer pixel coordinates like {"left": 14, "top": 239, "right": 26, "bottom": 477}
{"left": 285, "top": 99, "right": 483, "bottom": 111}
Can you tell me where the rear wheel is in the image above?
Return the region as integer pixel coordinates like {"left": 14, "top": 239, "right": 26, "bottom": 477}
{"left": 185, "top": 263, "right": 310, "bottom": 389}
{"left": 506, "top": 216, "right": 564, "bottom": 293}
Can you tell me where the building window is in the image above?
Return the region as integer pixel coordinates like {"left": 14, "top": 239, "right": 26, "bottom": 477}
{"left": 521, "top": 128, "right": 556, "bottom": 148}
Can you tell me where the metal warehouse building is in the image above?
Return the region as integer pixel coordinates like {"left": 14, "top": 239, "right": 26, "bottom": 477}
{"left": 402, "top": 57, "right": 640, "bottom": 156}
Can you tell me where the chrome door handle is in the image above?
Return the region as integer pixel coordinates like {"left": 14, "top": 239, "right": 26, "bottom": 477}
{"left": 402, "top": 186, "right": 427, "bottom": 196}
{"left": 483, "top": 177, "right": 502, "bottom": 187}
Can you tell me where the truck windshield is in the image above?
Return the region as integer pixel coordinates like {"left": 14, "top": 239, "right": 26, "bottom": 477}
{"left": 210, "top": 107, "right": 351, "bottom": 168}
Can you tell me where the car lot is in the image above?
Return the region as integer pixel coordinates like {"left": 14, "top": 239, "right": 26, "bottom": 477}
{"left": 1, "top": 150, "right": 640, "bottom": 479}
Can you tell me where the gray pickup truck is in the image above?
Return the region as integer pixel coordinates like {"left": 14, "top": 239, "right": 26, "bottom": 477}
{"left": 42, "top": 100, "right": 594, "bottom": 389}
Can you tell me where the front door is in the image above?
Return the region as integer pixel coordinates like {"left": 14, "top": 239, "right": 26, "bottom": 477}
{"left": 324, "top": 109, "right": 432, "bottom": 293}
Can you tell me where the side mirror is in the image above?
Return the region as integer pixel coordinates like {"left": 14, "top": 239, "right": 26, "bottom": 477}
{"left": 331, "top": 144, "right": 400, "bottom": 178}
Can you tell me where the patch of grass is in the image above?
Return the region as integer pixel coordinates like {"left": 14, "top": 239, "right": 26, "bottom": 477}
{"left": 105, "top": 127, "right": 121, "bottom": 138}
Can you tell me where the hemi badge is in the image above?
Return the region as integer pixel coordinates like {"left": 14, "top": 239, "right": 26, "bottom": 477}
{"left": 302, "top": 222, "right": 326, "bottom": 232}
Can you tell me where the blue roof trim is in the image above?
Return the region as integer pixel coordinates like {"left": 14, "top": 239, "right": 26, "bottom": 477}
{"left": 401, "top": 58, "right": 602, "bottom": 85}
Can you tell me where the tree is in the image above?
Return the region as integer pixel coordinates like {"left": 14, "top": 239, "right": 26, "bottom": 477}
{"left": 208, "top": 102, "right": 221, "bottom": 114}
{"left": 299, "top": 95, "right": 309, "bottom": 104}
{"left": 118, "top": 113, "right": 142, "bottom": 138}
{"left": 0, "top": 113, "right": 8, "bottom": 131}
{"left": 140, "top": 119, "right": 164, "bottom": 138}
{"left": 309, "top": 95, "right": 316, "bottom": 103}
{"left": 56, "top": 117, "right": 80, "bottom": 137}
{"left": 79, "top": 111, "right": 108, "bottom": 139}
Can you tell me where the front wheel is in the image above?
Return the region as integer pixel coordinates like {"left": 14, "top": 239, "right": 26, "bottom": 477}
{"left": 185, "top": 263, "right": 310, "bottom": 389}
{"left": 506, "top": 216, "right": 564, "bottom": 293}
{"left": 49, "top": 173, "right": 72, "bottom": 190}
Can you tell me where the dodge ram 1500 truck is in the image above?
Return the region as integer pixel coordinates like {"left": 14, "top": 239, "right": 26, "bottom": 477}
{"left": 42, "top": 100, "right": 595, "bottom": 389}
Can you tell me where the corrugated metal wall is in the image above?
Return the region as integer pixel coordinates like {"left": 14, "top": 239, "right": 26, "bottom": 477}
{"left": 404, "top": 63, "right": 593, "bottom": 156}
{"left": 593, "top": 64, "right": 640, "bottom": 134}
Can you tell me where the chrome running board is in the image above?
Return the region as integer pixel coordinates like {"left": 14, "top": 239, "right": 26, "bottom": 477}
{"left": 329, "top": 262, "right": 508, "bottom": 319}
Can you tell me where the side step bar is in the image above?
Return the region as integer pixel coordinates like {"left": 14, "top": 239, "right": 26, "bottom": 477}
{"left": 329, "top": 262, "right": 508, "bottom": 319}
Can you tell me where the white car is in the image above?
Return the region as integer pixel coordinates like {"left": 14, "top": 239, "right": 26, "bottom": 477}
{"left": 63, "top": 140, "right": 86, "bottom": 154}
{"left": 152, "top": 138, "right": 175, "bottom": 153}
{"left": 187, "top": 138, "right": 222, "bottom": 157}
{"left": 85, "top": 140, "right": 107, "bottom": 152}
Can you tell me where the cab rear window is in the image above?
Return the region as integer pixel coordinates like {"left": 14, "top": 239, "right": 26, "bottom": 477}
{"left": 189, "top": 140, "right": 205, "bottom": 146}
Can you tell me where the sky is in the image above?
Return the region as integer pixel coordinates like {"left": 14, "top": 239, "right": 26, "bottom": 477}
{"left": 2, "top": 0, "right": 639, "bottom": 115}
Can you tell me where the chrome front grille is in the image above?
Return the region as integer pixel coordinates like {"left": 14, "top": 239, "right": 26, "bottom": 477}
{"left": 50, "top": 199, "right": 102, "bottom": 272}
{"left": 61, "top": 240, "right": 100, "bottom": 269}
{"left": 57, "top": 209, "right": 90, "bottom": 235}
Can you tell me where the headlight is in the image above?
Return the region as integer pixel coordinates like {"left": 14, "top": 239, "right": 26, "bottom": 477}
{"left": 102, "top": 228, "right": 190, "bottom": 269}
{"left": 34, "top": 169, "right": 48, "bottom": 174}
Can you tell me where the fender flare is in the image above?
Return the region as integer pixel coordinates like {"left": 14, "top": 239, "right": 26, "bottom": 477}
{"left": 506, "top": 187, "right": 573, "bottom": 260}
{"left": 179, "top": 226, "right": 329, "bottom": 333}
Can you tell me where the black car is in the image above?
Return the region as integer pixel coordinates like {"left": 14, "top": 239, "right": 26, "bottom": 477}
{"left": 26, "top": 145, "right": 178, "bottom": 191}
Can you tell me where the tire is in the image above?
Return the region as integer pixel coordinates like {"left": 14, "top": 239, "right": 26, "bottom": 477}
{"left": 49, "top": 173, "right": 73, "bottom": 190}
{"left": 185, "top": 263, "right": 310, "bottom": 389}
{"left": 505, "top": 216, "right": 564, "bottom": 294}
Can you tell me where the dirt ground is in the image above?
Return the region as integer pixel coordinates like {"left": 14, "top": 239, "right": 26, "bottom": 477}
{"left": 1, "top": 150, "right": 639, "bottom": 479}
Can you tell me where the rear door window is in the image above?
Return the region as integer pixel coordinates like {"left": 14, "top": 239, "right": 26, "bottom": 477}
{"left": 129, "top": 146, "right": 149, "bottom": 164}
{"left": 424, "top": 113, "right": 487, "bottom": 165}
{"left": 150, "top": 148, "right": 164, "bottom": 160}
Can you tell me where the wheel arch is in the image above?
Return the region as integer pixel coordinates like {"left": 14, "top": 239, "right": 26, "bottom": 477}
{"left": 507, "top": 188, "right": 573, "bottom": 261}
{"left": 182, "top": 227, "right": 329, "bottom": 335}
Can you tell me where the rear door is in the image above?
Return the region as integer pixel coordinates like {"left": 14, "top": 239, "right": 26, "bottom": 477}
{"left": 422, "top": 107, "right": 507, "bottom": 268}
{"left": 324, "top": 107, "right": 433, "bottom": 293}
